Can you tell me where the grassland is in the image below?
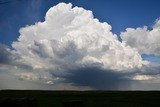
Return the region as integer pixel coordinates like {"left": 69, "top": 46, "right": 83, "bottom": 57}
{"left": 0, "top": 90, "right": 160, "bottom": 107}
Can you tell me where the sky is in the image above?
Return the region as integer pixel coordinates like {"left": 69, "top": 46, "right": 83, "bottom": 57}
{"left": 1, "top": 0, "right": 160, "bottom": 45}
{"left": 0, "top": 0, "right": 160, "bottom": 90}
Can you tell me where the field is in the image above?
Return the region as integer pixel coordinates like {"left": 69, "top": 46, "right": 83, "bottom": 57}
{"left": 0, "top": 90, "right": 160, "bottom": 107}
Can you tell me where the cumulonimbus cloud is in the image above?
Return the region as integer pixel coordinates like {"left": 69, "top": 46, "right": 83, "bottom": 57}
{"left": 1, "top": 2, "right": 159, "bottom": 90}
{"left": 121, "top": 18, "right": 160, "bottom": 56}
{"left": 12, "top": 3, "right": 147, "bottom": 71}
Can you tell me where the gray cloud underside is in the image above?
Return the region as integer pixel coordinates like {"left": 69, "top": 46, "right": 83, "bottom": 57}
{"left": 60, "top": 67, "right": 132, "bottom": 90}
{"left": 0, "top": 44, "right": 12, "bottom": 64}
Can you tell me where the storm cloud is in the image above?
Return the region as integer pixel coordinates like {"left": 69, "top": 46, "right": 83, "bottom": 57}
{"left": 61, "top": 67, "right": 132, "bottom": 90}
{"left": 0, "top": 3, "right": 160, "bottom": 90}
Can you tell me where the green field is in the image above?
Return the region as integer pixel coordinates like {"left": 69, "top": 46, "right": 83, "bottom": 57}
{"left": 0, "top": 90, "right": 160, "bottom": 107}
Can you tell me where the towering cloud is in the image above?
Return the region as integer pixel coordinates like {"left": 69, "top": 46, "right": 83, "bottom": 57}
{"left": 12, "top": 3, "right": 147, "bottom": 71}
{"left": 1, "top": 3, "right": 155, "bottom": 90}
{"left": 121, "top": 18, "right": 160, "bottom": 56}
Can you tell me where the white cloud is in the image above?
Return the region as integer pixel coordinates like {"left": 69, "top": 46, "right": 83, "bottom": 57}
{"left": 12, "top": 3, "right": 147, "bottom": 72}
{"left": 133, "top": 75, "right": 155, "bottom": 81}
{"left": 153, "top": 18, "right": 160, "bottom": 29}
{"left": 121, "top": 18, "right": 160, "bottom": 56}
{"left": 0, "top": 3, "right": 154, "bottom": 89}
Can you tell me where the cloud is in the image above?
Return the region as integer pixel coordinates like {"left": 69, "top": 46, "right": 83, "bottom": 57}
{"left": 0, "top": 44, "right": 12, "bottom": 64}
{"left": 1, "top": 2, "right": 158, "bottom": 90}
{"left": 121, "top": 18, "right": 160, "bottom": 56}
{"left": 12, "top": 3, "right": 147, "bottom": 71}
{"left": 134, "top": 65, "right": 160, "bottom": 81}
{"left": 62, "top": 67, "right": 132, "bottom": 90}
{"left": 120, "top": 18, "right": 160, "bottom": 83}
{"left": 153, "top": 18, "right": 160, "bottom": 29}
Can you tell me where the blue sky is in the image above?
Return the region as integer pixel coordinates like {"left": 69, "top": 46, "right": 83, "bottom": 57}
{"left": 0, "top": 0, "right": 160, "bottom": 45}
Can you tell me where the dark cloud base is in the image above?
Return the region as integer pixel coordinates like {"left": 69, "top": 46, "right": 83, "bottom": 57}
{"left": 62, "top": 67, "right": 132, "bottom": 90}
{"left": 0, "top": 44, "right": 11, "bottom": 64}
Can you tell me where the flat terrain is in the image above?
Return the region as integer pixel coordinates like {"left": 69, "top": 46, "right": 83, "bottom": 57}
{"left": 0, "top": 90, "right": 160, "bottom": 107}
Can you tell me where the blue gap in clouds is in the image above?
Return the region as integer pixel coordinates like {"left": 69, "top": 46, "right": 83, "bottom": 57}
{"left": 141, "top": 54, "right": 160, "bottom": 64}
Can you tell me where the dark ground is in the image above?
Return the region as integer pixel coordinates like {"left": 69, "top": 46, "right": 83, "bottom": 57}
{"left": 0, "top": 90, "right": 160, "bottom": 107}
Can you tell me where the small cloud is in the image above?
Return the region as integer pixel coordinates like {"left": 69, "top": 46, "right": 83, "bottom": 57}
{"left": 121, "top": 18, "right": 160, "bottom": 56}
{"left": 133, "top": 75, "right": 155, "bottom": 81}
